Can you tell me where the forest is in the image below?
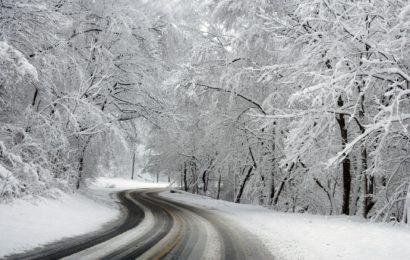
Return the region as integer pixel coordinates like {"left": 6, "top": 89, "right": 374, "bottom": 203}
{"left": 1, "top": 0, "right": 410, "bottom": 223}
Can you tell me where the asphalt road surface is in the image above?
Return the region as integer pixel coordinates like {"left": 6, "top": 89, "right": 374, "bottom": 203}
{"left": 6, "top": 189, "right": 273, "bottom": 260}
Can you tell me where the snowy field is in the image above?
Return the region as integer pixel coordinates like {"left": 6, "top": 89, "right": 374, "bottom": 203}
{"left": 0, "top": 177, "right": 168, "bottom": 258}
{"left": 162, "top": 190, "right": 410, "bottom": 260}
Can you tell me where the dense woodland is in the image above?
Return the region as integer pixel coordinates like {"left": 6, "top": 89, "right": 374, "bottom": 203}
{"left": 1, "top": 0, "right": 410, "bottom": 222}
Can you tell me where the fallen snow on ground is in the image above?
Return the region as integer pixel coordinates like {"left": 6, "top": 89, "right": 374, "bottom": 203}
{"left": 0, "top": 190, "right": 118, "bottom": 257}
{"left": 161, "top": 190, "right": 410, "bottom": 260}
{"left": 90, "top": 177, "right": 170, "bottom": 191}
{"left": 0, "top": 177, "right": 168, "bottom": 258}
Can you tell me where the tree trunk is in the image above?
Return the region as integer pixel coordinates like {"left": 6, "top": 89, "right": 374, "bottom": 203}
{"left": 363, "top": 173, "right": 375, "bottom": 218}
{"left": 202, "top": 159, "right": 213, "bottom": 194}
{"left": 191, "top": 161, "right": 198, "bottom": 194}
{"left": 131, "top": 150, "right": 136, "bottom": 180}
{"left": 357, "top": 90, "right": 375, "bottom": 218}
{"left": 202, "top": 169, "right": 208, "bottom": 193}
{"left": 269, "top": 172, "right": 275, "bottom": 205}
{"left": 205, "top": 173, "right": 210, "bottom": 193}
{"left": 235, "top": 166, "right": 253, "bottom": 203}
{"left": 272, "top": 163, "right": 294, "bottom": 205}
{"left": 76, "top": 137, "right": 92, "bottom": 190}
{"left": 216, "top": 174, "right": 222, "bottom": 200}
{"left": 269, "top": 123, "right": 277, "bottom": 205}
{"left": 402, "top": 184, "right": 410, "bottom": 224}
{"left": 32, "top": 86, "right": 38, "bottom": 107}
{"left": 361, "top": 147, "right": 372, "bottom": 218}
{"left": 351, "top": 175, "right": 361, "bottom": 216}
{"left": 314, "top": 178, "right": 336, "bottom": 215}
{"left": 337, "top": 96, "right": 352, "bottom": 215}
{"left": 183, "top": 162, "right": 188, "bottom": 192}
{"left": 273, "top": 175, "right": 288, "bottom": 205}
{"left": 77, "top": 154, "right": 85, "bottom": 190}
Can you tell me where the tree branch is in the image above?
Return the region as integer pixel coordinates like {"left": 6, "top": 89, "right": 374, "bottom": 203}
{"left": 195, "top": 83, "right": 266, "bottom": 115}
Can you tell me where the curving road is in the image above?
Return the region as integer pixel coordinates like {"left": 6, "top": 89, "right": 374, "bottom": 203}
{"left": 6, "top": 189, "right": 273, "bottom": 260}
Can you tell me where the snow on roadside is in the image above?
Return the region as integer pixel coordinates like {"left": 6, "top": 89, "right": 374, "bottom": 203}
{"left": 0, "top": 190, "right": 119, "bottom": 258}
{"left": 0, "top": 177, "right": 168, "bottom": 258}
{"left": 161, "top": 190, "right": 410, "bottom": 260}
{"left": 89, "top": 177, "right": 170, "bottom": 191}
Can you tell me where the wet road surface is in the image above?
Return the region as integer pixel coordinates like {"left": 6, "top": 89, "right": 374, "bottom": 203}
{"left": 6, "top": 189, "right": 273, "bottom": 260}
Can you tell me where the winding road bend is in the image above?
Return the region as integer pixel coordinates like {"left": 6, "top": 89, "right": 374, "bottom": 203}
{"left": 6, "top": 189, "right": 273, "bottom": 260}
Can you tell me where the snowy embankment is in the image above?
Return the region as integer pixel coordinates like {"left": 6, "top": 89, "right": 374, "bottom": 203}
{"left": 90, "top": 176, "right": 169, "bottom": 191}
{"left": 161, "top": 190, "right": 410, "bottom": 260}
{"left": 0, "top": 177, "right": 168, "bottom": 258}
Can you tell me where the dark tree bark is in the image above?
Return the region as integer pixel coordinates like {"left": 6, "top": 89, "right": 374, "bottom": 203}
{"left": 76, "top": 137, "right": 92, "bottom": 189}
{"left": 216, "top": 174, "right": 222, "bottom": 200}
{"left": 183, "top": 162, "right": 188, "bottom": 192}
{"left": 131, "top": 150, "right": 136, "bottom": 180}
{"left": 362, "top": 147, "right": 375, "bottom": 218}
{"left": 336, "top": 96, "right": 352, "bottom": 215}
{"left": 235, "top": 147, "right": 257, "bottom": 203}
{"left": 314, "top": 178, "right": 336, "bottom": 215}
{"left": 202, "top": 169, "right": 208, "bottom": 193}
{"left": 269, "top": 173, "right": 275, "bottom": 205}
{"left": 202, "top": 159, "right": 213, "bottom": 194}
{"left": 191, "top": 161, "right": 198, "bottom": 194}
{"left": 32, "top": 86, "right": 38, "bottom": 107}
{"left": 77, "top": 154, "right": 85, "bottom": 189}
{"left": 273, "top": 173, "right": 289, "bottom": 205}
{"left": 356, "top": 87, "right": 376, "bottom": 218}
{"left": 234, "top": 166, "right": 253, "bottom": 203}
{"left": 269, "top": 125, "right": 277, "bottom": 205}
{"left": 272, "top": 163, "right": 295, "bottom": 205}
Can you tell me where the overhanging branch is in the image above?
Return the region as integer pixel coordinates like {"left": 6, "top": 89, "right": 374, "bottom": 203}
{"left": 195, "top": 83, "right": 266, "bottom": 115}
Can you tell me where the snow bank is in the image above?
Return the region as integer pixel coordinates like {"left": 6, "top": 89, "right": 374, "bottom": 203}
{"left": 90, "top": 177, "right": 170, "bottom": 191}
{"left": 161, "top": 191, "right": 410, "bottom": 260}
{"left": 0, "top": 190, "right": 119, "bottom": 257}
{"left": 0, "top": 177, "right": 168, "bottom": 257}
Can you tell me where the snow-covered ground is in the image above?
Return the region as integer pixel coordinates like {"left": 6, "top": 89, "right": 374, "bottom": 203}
{"left": 0, "top": 190, "right": 118, "bottom": 258}
{"left": 3, "top": 176, "right": 408, "bottom": 260}
{"left": 0, "top": 177, "right": 168, "bottom": 258}
{"left": 161, "top": 190, "right": 410, "bottom": 260}
{"left": 90, "top": 176, "right": 170, "bottom": 191}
